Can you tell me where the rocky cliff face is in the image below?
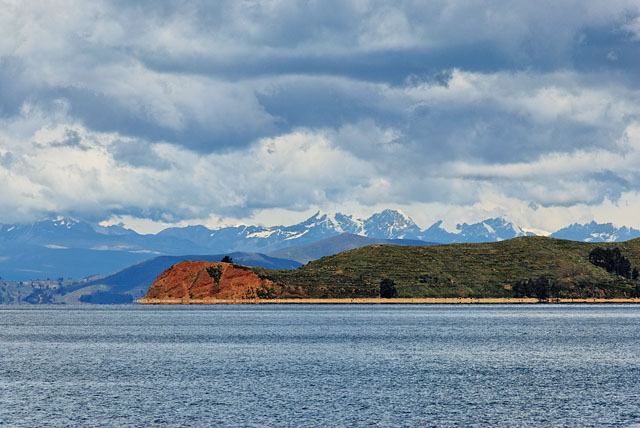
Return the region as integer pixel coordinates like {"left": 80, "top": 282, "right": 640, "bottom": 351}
{"left": 140, "top": 261, "right": 304, "bottom": 302}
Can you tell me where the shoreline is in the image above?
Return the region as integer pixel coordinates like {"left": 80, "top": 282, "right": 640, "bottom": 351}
{"left": 136, "top": 297, "right": 640, "bottom": 305}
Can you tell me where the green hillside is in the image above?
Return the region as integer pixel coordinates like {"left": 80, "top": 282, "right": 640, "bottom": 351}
{"left": 251, "top": 236, "right": 640, "bottom": 299}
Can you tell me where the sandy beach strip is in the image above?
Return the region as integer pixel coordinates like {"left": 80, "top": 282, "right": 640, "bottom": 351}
{"left": 136, "top": 297, "right": 640, "bottom": 305}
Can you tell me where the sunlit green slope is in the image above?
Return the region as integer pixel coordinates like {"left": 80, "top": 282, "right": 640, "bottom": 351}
{"left": 251, "top": 237, "right": 640, "bottom": 298}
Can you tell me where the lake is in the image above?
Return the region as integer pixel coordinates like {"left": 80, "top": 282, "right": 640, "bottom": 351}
{"left": 1, "top": 304, "right": 639, "bottom": 427}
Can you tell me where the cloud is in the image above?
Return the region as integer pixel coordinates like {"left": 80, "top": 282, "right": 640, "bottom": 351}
{"left": 0, "top": 1, "right": 640, "bottom": 229}
{"left": 1, "top": 116, "right": 638, "bottom": 224}
{"left": 0, "top": 121, "right": 376, "bottom": 223}
{"left": 622, "top": 16, "right": 640, "bottom": 40}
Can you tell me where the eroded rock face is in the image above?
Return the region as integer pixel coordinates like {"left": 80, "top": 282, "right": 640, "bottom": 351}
{"left": 143, "top": 261, "right": 270, "bottom": 301}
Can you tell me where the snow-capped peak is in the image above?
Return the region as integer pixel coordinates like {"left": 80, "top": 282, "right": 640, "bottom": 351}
{"left": 51, "top": 216, "right": 80, "bottom": 229}
{"left": 551, "top": 221, "right": 640, "bottom": 242}
{"left": 362, "top": 209, "right": 421, "bottom": 239}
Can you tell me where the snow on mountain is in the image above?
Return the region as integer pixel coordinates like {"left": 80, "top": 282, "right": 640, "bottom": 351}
{"left": 362, "top": 209, "right": 422, "bottom": 239}
{"left": 332, "top": 213, "right": 363, "bottom": 234}
{"left": 111, "top": 209, "right": 424, "bottom": 253}
{"left": 456, "top": 217, "right": 535, "bottom": 242}
{"left": 421, "top": 217, "right": 534, "bottom": 243}
{"left": 550, "top": 221, "right": 640, "bottom": 242}
{"left": 52, "top": 217, "right": 79, "bottom": 228}
{"left": 288, "top": 211, "right": 363, "bottom": 236}
{"left": 245, "top": 230, "right": 277, "bottom": 239}
{"left": 0, "top": 217, "right": 98, "bottom": 244}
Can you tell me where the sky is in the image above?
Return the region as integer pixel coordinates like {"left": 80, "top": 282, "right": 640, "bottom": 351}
{"left": 1, "top": 0, "right": 640, "bottom": 233}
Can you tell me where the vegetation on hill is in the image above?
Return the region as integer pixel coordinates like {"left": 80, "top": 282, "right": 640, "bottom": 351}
{"left": 250, "top": 237, "right": 640, "bottom": 299}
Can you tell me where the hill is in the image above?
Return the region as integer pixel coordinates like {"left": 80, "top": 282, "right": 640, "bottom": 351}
{"left": 142, "top": 237, "right": 640, "bottom": 302}
{"left": 48, "top": 252, "right": 301, "bottom": 304}
{"left": 268, "top": 232, "right": 435, "bottom": 264}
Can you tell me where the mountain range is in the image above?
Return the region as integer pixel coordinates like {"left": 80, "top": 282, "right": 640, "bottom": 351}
{"left": 550, "top": 221, "right": 640, "bottom": 242}
{"left": 1, "top": 210, "right": 640, "bottom": 281}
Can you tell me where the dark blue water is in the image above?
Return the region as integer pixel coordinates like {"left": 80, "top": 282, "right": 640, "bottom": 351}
{"left": 1, "top": 305, "right": 639, "bottom": 427}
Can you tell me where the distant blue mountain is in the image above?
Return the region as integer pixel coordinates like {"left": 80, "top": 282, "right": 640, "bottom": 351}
{"left": 0, "top": 242, "right": 153, "bottom": 282}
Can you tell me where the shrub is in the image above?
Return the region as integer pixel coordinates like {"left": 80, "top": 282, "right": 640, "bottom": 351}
{"left": 206, "top": 266, "right": 223, "bottom": 284}
{"left": 380, "top": 278, "right": 398, "bottom": 298}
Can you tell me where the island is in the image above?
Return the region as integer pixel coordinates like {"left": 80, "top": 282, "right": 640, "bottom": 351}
{"left": 137, "top": 236, "right": 640, "bottom": 304}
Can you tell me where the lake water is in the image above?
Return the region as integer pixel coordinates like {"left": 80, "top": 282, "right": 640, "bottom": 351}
{"left": 1, "top": 304, "right": 639, "bottom": 427}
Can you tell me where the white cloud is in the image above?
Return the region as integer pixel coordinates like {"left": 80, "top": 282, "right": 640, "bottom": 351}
{"left": 622, "top": 16, "right": 640, "bottom": 40}
{"left": 406, "top": 69, "right": 640, "bottom": 128}
{"left": 0, "top": 122, "right": 378, "bottom": 223}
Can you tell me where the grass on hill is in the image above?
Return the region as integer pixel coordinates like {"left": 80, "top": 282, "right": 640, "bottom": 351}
{"left": 251, "top": 236, "right": 640, "bottom": 299}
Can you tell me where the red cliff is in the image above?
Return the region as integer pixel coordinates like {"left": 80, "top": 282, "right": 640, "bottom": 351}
{"left": 138, "top": 261, "right": 304, "bottom": 303}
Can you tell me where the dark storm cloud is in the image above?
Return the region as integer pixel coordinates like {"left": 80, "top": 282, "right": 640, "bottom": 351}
{"left": 125, "top": 0, "right": 640, "bottom": 80}
{"left": 2, "top": 1, "right": 639, "bottom": 153}
{"left": 55, "top": 87, "right": 276, "bottom": 152}
{"left": 255, "top": 76, "right": 402, "bottom": 130}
